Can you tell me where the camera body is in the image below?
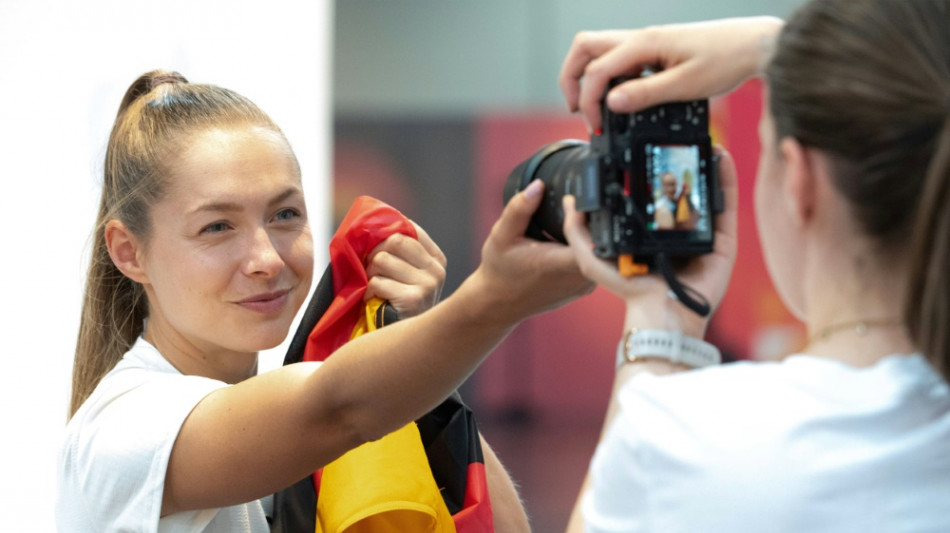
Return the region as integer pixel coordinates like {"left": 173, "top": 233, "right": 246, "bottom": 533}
{"left": 504, "top": 79, "right": 723, "bottom": 269}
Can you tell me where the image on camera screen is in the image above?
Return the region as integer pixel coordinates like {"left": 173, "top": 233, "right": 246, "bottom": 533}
{"left": 645, "top": 144, "right": 708, "bottom": 232}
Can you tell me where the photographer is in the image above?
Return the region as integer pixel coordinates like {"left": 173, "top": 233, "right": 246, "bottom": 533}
{"left": 558, "top": 2, "right": 950, "bottom": 531}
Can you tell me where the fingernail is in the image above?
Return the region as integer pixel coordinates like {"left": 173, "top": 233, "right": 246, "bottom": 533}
{"left": 583, "top": 119, "right": 594, "bottom": 136}
{"left": 525, "top": 179, "right": 543, "bottom": 200}
{"left": 607, "top": 91, "right": 628, "bottom": 109}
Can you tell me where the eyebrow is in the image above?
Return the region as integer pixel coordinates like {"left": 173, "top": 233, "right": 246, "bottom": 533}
{"left": 188, "top": 186, "right": 303, "bottom": 216}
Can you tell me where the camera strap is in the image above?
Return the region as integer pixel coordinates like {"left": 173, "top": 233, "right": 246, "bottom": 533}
{"left": 656, "top": 252, "right": 711, "bottom": 317}
{"left": 626, "top": 203, "right": 712, "bottom": 318}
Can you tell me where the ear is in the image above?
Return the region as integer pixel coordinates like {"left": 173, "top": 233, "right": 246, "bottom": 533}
{"left": 778, "top": 137, "right": 817, "bottom": 228}
{"left": 104, "top": 220, "right": 150, "bottom": 284}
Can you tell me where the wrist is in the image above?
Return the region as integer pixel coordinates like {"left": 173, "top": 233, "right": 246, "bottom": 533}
{"left": 453, "top": 267, "right": 524, "bottom": 331}
{"left": 616, "top": 328, "right": 721, "bottom": 370}
{"left": 624, "top": 292, "right": 708, "bottom": 339}
{"left": 751, "top": 16, "right": 784, "bottom": 77}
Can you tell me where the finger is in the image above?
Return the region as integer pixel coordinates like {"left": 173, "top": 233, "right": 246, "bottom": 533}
{"left": 367, "top": 233, "right": 433, "bottom": 272}
{"left": 366, "top": 247, "right": 444, "bottom": 288}
{"left": 561, "top": 195, "right": 620, "bottom": 284}
{"left": 363, "top": 274, "right": 393, "bottom": 303}
{"left": 603, "top": 66, "right": 696, "bottom": 115}
{"left": 364, "top": 275, "right": 424, "bottom": 308}
{"left": 560, "top": 195, "right": 591, "bottom": 249}
{"left": 492, "top": 179, "right": 544, "bottom": 244}
{"left": 712, "top": 146, "right": 739, "bottom": 240}
{"left": 558, "top": 30, "right": 628, "bottom": 113}
{"left": 576, "top": 37, "right": 663, "bottom": 131}
{"left": 409, "top": 221, "right": 448, "bottom": 268}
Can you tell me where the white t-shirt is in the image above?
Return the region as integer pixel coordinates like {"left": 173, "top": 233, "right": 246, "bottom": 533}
{"left": 582, "top": 353, "right": 950, "bottom": 533}
{"left": 57, "top": 337, "right": 273, "bottom": 532}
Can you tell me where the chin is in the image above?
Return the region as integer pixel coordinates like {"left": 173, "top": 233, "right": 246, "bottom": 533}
{"left": 259, "top": 330, "right": 293, "bottom": 351}
{"left": 236, "top": 324, "right": 294, "bottom": 353}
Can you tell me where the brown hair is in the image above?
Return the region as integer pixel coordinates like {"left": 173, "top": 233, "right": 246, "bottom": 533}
{"left": 70, "top": 70, "right": 297, "bottom": 417}
{"left": 766, "top": 0, "right": 950, "bottom": 379}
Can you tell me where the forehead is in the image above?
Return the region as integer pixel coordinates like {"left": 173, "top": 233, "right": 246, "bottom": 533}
{"left": 165, "top": 125, "right": 300, "bottom": 199}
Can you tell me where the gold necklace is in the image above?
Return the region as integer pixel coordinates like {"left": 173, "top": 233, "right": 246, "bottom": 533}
{"left": 808, "top": 318, "right": 902, "bottom": 345}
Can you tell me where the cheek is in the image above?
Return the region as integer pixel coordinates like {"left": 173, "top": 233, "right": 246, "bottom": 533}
{"left": 144, "top": 237, "right": 235, "bottom": 301}
{"left": 754, "top": 163, "right": 806, "bottom": 319}
{"left": 293, "top": 233, "right": 314, "bottom": 284}
{"left": 283, "top": 229, "right": 315, "bottom": 297}
{"left": 753, "top": 156, "right": 772, "bottom": 252}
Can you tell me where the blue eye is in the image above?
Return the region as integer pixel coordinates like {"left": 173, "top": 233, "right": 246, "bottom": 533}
{"left": 274, "top": 208, "right": 301, "bottom": 222}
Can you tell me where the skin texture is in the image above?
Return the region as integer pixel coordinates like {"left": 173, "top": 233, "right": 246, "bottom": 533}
{"left": 108, "top": 126, "right": 314, "bottom": 383}
{"left": 106, "top": 124, "right": 590, "bottom": 527}
{"left": 559, "top": 15, "right": 919, "bottom": 532}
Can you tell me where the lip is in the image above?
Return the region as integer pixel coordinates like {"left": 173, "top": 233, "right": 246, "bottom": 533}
{"left": 235, "top": 289, "right": 291, "bottom": 314}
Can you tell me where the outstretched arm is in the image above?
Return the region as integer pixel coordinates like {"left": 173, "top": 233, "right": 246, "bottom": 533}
{"left": 481, "top": 434, "right": 531, "bottom": 533}
{"left": 162, "top": 180, "right": 593, "bottom": 515}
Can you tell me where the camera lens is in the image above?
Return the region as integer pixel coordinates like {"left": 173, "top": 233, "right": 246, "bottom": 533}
{"left": 503, "top": 140, "right": 590, "bottom": 243}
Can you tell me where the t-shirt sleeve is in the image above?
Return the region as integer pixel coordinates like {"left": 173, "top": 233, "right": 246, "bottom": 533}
{"left": 581, "top": 398, "right": 651, "bottom": 533}
{"left": 581, "top": 372, "right": 687, "bottom": 533}
{"left": 59, "top": 371, "right": 227, "bottom": 533}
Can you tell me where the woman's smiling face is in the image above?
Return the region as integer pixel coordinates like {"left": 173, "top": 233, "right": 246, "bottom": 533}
{"left": 138, "top": 124, "right": 314, "bottom": 363}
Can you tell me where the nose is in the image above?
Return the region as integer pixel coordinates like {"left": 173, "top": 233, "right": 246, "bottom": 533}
{"left": 244, "top": 227, "right": 285, "bottom": 278}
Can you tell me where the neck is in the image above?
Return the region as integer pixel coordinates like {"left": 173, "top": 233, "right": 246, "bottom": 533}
{"left": 802, "top": 236, "right": 916, "bottom": 366}
{"left": 144, "top": 318, "right": 259, "bottom": 384}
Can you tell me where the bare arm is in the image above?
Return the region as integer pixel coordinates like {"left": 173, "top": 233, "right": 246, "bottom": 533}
{"left": 481, "top": 434, "right": 531, "bottom": 533}
{"left": 162, "top": 181, "right": 594, "bottom": 514}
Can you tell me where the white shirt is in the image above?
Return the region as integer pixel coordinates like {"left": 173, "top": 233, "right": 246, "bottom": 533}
{"left": 583, "top": 354, "right": 950, "bottom": 533}
{"left": 57, "top": 337, "right": 272, "bottom": 532}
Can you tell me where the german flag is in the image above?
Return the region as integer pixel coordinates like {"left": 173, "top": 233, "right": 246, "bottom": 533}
{"left": 269, "top": 196, "right": 494, "bottom": 533}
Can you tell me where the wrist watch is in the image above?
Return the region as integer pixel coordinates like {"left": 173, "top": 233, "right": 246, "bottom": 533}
{"left": 616, "top": 328, "right": 721, "bottom": 369}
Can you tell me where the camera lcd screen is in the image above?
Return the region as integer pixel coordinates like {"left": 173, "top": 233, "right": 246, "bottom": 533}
{"left": 644, "top": 143, "right": 710, "bottom": 234}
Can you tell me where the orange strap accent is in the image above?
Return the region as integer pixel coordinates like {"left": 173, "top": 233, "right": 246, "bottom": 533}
{"left": 618, "top": 254, "right": 649, "bottom": 277}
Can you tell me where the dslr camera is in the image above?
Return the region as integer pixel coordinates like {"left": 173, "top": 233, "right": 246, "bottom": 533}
{"left": 503, "top": 77, "right": 723, "bottom": 275}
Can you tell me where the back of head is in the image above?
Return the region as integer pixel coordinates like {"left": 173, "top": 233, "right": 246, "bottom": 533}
{"left": 70, "top": 70, "right": 295, "bottom": 418}
{"left": 766, "top": 0, "right": 950, "bottom": 379}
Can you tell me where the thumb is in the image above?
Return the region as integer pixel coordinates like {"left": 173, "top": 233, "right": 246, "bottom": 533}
{"left": 713, "top": 146, "right": 739, "bottom": 238}
{"left": 494, "top": 179, "right": 544, "bottom": 242}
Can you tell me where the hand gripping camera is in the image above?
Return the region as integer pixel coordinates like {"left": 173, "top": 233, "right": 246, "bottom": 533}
{"left": 503, "top": 77, "right": 724, "bottom": 315}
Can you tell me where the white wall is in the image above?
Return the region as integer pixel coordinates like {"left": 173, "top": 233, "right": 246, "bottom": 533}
{"left": 0, "top": 1, "right": 331, "bottom": 528}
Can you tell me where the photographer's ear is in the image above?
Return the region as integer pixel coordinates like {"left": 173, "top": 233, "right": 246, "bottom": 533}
{"left": 779, "top": 137, "right": 818, "bottom": 228}
{"left": 105, "top": 220, "right": 150, "bottom": 284}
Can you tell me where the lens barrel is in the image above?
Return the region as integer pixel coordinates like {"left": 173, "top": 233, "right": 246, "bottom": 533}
{"left": 503, "top": 140, "right": 589, "bottom": 243}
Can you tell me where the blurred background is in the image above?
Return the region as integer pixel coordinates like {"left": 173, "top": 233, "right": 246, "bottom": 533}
{"left": 2, "top": 0, "right": 806, "bottom": 530}
{"left": 332, "top": 2, "right": 805, "bottom": 530}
